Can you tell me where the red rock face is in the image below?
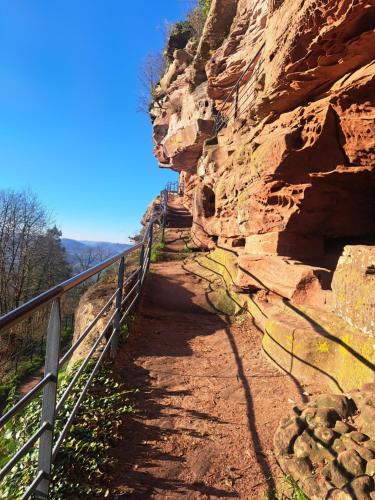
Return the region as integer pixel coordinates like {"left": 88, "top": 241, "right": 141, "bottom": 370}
{"left": 150, "top": 0, "right": 375, "bottom": 307}
{"left": 206, "top": 0, "right": 267, "bottom": 103}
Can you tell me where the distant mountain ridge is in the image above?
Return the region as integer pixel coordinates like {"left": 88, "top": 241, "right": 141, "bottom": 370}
{"left": 79, "top": 240, "right": 132, "bottom": 254}
{"left": 61, "top": 238, "right": 131, "bottom": 271}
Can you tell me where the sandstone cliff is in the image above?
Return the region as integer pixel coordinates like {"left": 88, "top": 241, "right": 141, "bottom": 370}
{"left": 150, "top": 0, "right": 375, "bottom": 391}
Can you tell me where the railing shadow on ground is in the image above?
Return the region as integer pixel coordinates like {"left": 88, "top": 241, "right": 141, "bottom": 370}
{"left": 189, "top": 220, "right": 374, "bottom": 390}
{"left": 237, "top": 264, "right": 375, "bottom": 374}
{"left": 184, "top": 259, "right": 362, "bottom": 497}
{"left": 150, "top": 256, "right": 303, "bottom": 494}
{"left": 184, "top": 255, "right": 311, "bottom": 407}
{"left": 108, "top": 271, "right": 240, "bottom": 498}
{"left": 203, "top": 293, "right": 277, "bottom": 495}
{"left": 189, "top": 252, "right": 349, "bottom": 396}
{"left": 196, "top": 250, "right": 368, "bottom": 392}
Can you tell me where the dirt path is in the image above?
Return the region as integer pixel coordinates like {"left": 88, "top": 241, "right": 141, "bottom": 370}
{"left": 18, "top": 366, "right": 44, "bottom": 396}
{"left": 108, "top": 244, "right": 320, "bottom": 498}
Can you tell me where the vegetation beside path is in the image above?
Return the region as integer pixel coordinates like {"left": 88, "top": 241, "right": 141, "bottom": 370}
{"left": 0, "top": 336, "right": 137, "bottom": 498}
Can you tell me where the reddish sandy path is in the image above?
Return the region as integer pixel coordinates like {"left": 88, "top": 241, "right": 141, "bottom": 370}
{"left": 18, "top": 366, "right": 44, "bottom": 396}
{"left": 108, "top": 253, "right": 320, "bottom": 499}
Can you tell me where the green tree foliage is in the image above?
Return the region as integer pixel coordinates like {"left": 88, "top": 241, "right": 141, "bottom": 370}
{"left": 29, "top": 226, "right": 71, "bottom": 294}
{"left": 139, "top": 0, "right": 212, "bottom": 114}
{"left": 199, "top": 0, "right": 212, "bottom": 19}
{"left": 0, "top": 189, "right": 72, "bottom": 385}
{"left": 0, "top": 190, "right": 71, "bottom": 314}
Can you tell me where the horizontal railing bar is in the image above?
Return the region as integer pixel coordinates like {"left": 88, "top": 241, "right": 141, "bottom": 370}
{"left": 56, "top": 308, "right": 118, "bottom": 413}
{"left": 143, "top": 217, "right": 156, "bottom": 239}
{"left": 52, "top": 326, "right": 116, "bottom": 460}
{"left": 142, "top": 255, "right": 149, "bottom": 275}
{"left": 0, "top": 194, "right": 165, "bottom": 494}
{"left": 141, "top": 248, "right": 150, "bottom": 276}
{"left": 236, "top": 78, "right": 258, "bottom": 106}
{"left": 121, "top": 280, "right": 139, "bottom": 308}
{"left": 0, "top": 422, "right": 49, "bottom": 481}
{"left": 58, "top": 289, "right": 118, "bottom": 367}
{"left": 123, "top": 266, "right": 141, "bottom": 288}
{"left": 142, "top": 247, "right": 151, "bottom": 273}
{"left": 0, "top": 374, "right": 53, "bottom": 428}
{"left": 120, "top": 292, "right": 139, "bottom": 325}
{"left": 141, "top": 264, "right": 148, "bottom": 286}
{"left": 0, "top": 214, "right": 162, "bottom": 335}
{"left": 21, "top": 470, "right": 46, "bottom": 500}
{"left": 0, "top": 242, "right": 144, "bottom": 332}
{"left": 217, "top": 42, "right": 265, "bottom": 115}
{"left": 0, "top": 203, "right": 161, "bottom": 334}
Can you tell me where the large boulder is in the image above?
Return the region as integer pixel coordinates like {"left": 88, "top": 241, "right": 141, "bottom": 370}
{"left": 332, "top": 245, "right": 375, "bottom": 335}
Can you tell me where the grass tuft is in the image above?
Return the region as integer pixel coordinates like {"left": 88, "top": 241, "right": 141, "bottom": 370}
{"left": 150, "top": 241, "right": 166, "bottom": 262}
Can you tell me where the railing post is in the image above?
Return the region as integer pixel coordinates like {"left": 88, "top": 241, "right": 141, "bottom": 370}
{"left": 111, "top": 256, "right": 124, "bottom": 359}
{"left": 146, "top": 223, "right": 153, "bottom": 275}
{"left": 161, "top": 190, "right": 167, "bottom": 243}
{"left": 138, "top": 243, "right": 145, "bottom": 297}
{"left": 36, "top": 299, "right": 61, "bottom": 498}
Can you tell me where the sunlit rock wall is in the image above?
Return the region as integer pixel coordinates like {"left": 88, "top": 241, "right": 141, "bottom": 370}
{"left": 150, "top": 0, "right": 375, "bottom": 318}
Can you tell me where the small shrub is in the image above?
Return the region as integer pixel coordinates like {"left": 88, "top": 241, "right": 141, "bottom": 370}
{"left": 264, "top": 476, "right": 307, "bottom": 500}
{"left": 150, "top": 242, "right": 166, "bottom": 263}
{"left": 284, "top": 476, "right": 307, "bottom": 500}
{"left": 186, "top": 0, "right": 212, "bottom": 40}
{"left": 199, "top": 0, "right": 212, "bottom": 18}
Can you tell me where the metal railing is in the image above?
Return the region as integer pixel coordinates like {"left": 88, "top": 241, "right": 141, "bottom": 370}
{"left": 165, "top": 181, "right": 180, "bottom": 195}
{"left": 160, "top": 181, "right": 179, "bottom": 242}
{"left": 0, "top": 190, "right": 168, "bottom": 498}
{"left": 214, "top": 42, "right": 265, "bottom": 135}
{"left": 160, "top": 189, "right": 168, "bottom": 243}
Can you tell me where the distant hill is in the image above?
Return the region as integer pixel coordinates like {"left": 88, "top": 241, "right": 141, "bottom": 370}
{"left": 61, "top": 238, "right": 90, "bottom": 256}
{"left": 79, "top": 240, "right": 132, "bottom": 255}
{"left": 61, "top": 238, "right": 131, "bottom": 272}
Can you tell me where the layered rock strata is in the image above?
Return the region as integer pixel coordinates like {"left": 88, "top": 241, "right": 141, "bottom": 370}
{"left": 150, "top": 1, "right": 375, "bottom": 387}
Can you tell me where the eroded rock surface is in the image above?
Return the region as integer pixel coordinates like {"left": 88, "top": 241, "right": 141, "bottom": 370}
{"left": 150, "top": 0, "right": 375, "bottom": 313}
{"left": 274, "top": 386, "right": 375, "bottom": 498}
{"left": 332, "top": 245, "right": 375, "bottom": 335}
{"left": 150, "top": 0, "right": 375, "bottom": 399}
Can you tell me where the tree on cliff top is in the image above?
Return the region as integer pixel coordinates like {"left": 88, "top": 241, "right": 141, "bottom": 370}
{"left": 138, "top": 52, "right": 166, "bottom": 113}
{"left": 199, "top": 0, "right": 212, "bottom": 18}
{"left": 186, "top": 0, "right": 212, "bottom": 39}
{"left": 138, "top": 0, "right": 212, "bottom": 114}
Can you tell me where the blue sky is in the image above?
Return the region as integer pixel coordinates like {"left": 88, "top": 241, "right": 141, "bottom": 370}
{"left": 0, "top": 1, "right": 190, "bottom": 242}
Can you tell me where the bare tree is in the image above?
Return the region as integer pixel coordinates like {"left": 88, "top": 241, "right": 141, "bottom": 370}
{"left": 137, "top": 1, "right": 212, "bottom": 115}
{"left": 138, "top": 52, "right": 166, "bottom": 113}
{"left": 0, "top": 190, "right": 72, "bottom": 383}
{"left": 74, "top": 247, "right": 99, "bottom": 273}
{"left": 74, "top": 246, "right": 112, "bottom": 282}
{"left": 0, "top": 190, "right": 48, "bottom": 314}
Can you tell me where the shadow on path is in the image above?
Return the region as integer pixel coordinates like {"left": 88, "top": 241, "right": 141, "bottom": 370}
{"left": 108, "top": 261, "right": 278, "bottom": 498}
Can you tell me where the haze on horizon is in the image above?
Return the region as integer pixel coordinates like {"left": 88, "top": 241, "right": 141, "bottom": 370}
{"left": 0, "top": 1, "right": 190, "bottom": 243}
